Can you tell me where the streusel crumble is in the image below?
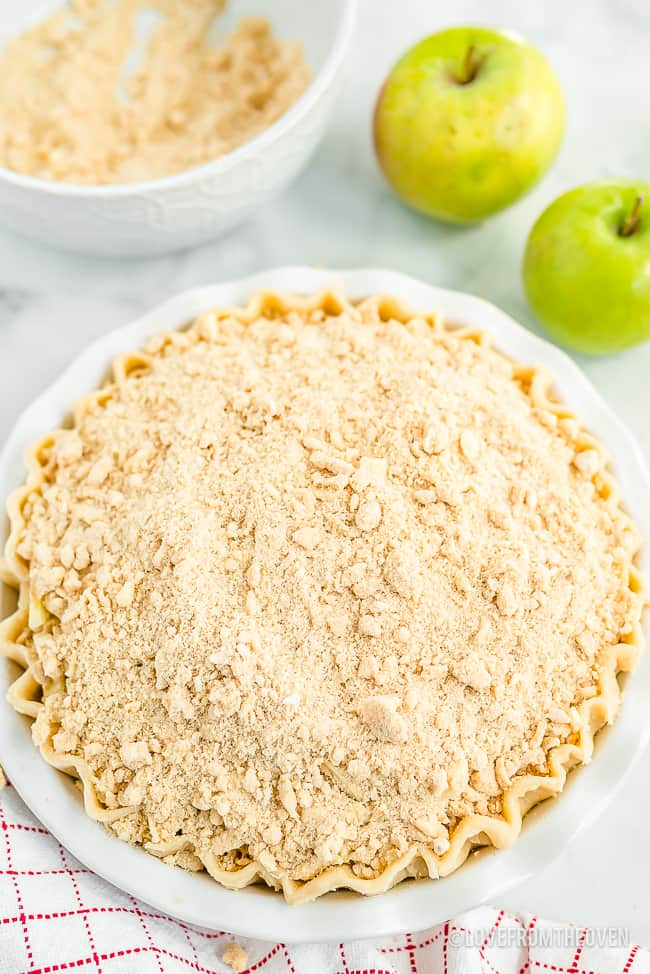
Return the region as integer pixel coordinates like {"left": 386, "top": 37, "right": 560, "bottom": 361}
{"left": 0, "top": 0, "right": 310, "bottom": 184}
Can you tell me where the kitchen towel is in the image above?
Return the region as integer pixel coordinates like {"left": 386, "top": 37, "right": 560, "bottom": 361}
{"left": 1, "top": 779, "right": 647, "bottom": 974}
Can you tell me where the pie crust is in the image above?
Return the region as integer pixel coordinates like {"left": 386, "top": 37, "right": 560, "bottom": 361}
{"left": 0, "top": 290, "right": 646, "bottom": 904}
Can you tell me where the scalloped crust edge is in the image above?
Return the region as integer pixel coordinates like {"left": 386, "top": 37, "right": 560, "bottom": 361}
{"left": 0, "top": 288, "right": 646, "bottom": 905}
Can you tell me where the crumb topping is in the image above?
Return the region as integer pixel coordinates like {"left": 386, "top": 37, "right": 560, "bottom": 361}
{"left": 16, "top": 299, "right": 639, "bottom": 886}
{"left": 222, "top": 941, "right": 248, "bottom": 973}
{"left": 0, "top": 0, "right": 310, "bottom": 185}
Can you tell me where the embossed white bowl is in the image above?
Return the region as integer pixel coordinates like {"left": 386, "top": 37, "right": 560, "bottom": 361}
{"left": 1, "top": 268, "right": 649, "bottom": 942}
{"left": 0, "top": 0, "right": 357, "bottom": 256}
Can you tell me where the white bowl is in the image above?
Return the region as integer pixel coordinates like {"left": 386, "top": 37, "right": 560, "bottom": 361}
{"left": 0, "top": 0, "right": 357, "bottom": 257}
{"left": 1, "top": 267, "right": 649, "bottom": 943}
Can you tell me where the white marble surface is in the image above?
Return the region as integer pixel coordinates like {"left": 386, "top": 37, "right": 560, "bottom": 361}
{"left": 1, "top": 0, "right": 650, "bottom": 944}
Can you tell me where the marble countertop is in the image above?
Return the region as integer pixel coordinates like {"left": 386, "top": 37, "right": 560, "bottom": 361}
{"left": 1, "top": 0, "right": 649, "bottom": 944}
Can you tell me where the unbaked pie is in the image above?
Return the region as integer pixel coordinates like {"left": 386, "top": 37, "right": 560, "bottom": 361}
{"left": 1, "top": 290, "right": 646, "bottom": 903}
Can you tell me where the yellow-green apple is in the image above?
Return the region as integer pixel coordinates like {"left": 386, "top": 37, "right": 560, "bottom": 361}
{"left": 373, "top": 26, "right": 565, "bottom": 224}
{"left": 524, "top": 183, "right": 650, "bottom": 354}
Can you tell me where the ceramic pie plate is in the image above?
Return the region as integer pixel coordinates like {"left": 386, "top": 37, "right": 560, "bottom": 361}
{"left": 1, "top": 267, "right": 649, "bottom": 943}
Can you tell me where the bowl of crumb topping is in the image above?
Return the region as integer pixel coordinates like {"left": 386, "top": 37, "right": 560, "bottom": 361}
{"left": 0, "top": 0, "right": 357, "bottom": 255}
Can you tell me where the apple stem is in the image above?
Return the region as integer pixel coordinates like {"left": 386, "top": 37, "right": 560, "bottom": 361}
{"left": 620, "top": 195, "right": 644, "bottom": 237}
{"left": 458, "top": 44, "right": 481, "bottom": 84}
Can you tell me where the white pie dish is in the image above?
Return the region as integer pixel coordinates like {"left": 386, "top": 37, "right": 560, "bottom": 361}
{"left": 0, "top": 266, "right": 648, "bottom": 943}
{"left": 0, "top": 0, "right": 357, "bottom": 257}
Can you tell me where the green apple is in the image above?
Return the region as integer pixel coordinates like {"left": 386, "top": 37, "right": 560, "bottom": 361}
{"left": 523, "top": 184, "right": 650, "bottom": 354}
{"left": 373, "top": 26, "right": 565, "bottom": 224}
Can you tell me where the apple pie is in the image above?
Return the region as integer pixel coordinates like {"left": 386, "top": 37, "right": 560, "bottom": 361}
{"left": 0, "top": 290, "right": 645, "bottom": 903}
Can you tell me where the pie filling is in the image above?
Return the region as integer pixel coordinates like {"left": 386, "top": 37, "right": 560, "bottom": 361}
{"left": 0, "top": 291, "right": 645, "bottom": 903}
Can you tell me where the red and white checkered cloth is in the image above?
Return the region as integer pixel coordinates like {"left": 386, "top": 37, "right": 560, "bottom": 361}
{"left": 1, "top": 779, "right": 648, "bottom": 974}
